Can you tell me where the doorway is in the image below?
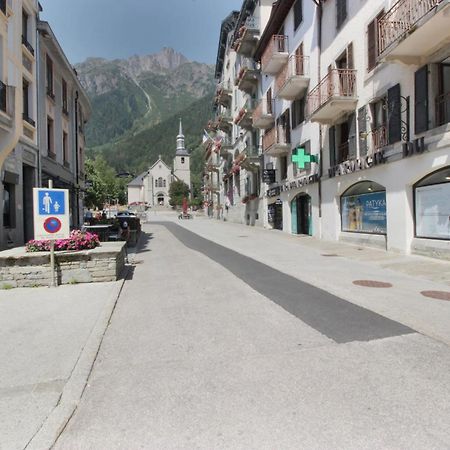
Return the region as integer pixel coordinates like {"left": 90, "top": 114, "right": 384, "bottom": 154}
{"left": 291, "top": 194, "right": 311, "bottom": 235}
{"left": 22, "top": 165, "right": 35, "bottom": 243}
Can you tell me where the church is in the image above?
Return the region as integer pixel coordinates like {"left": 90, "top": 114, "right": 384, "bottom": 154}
{"left": 127, "top": 120, "right": 191, "bottom": 207}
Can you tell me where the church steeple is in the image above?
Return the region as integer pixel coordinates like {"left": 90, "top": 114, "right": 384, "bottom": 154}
{"left": 175, "top": 118, "right": 189, "bottom": 156}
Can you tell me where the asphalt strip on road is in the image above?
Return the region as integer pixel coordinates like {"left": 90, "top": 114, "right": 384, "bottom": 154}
{"left": 160, "top": 222, "right": 415, "bottom": 344}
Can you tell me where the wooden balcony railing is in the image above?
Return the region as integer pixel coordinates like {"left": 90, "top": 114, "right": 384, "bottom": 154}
{"left": 261, "top": 35, "right": 288, "bottom": 70}
{"left": 378, "top": 0, "right": 444, "bottom": 54}
{"left": 371, "top": 125, "right": 388, "bottom": 150}
{"left": 307, "top": 69, "right": 357, "bottom": 117}
{"left": 436, "top": 91, "right": 450, "bottom": 126}
{"left": 276, "top": 55, "right": 309, "bottom": 93}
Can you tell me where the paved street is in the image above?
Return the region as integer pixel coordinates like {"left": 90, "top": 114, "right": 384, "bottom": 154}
{"left": 52, "top": 215, "right": 450, "bottom": 450}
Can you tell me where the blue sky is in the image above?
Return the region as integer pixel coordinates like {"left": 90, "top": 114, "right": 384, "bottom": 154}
{"left": 40, "top": 0, "right": 243, "bottom": 65}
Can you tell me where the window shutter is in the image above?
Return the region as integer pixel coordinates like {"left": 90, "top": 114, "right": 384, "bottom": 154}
{"left": 387, "top": 83, "right": 401, "bottom": 144}
{"left": 358, "top": 106, "right": 368, "bottom": 156}
{"left": 348, "top": 113, "right": 357, "bottom": 159}
{"left": 367, "top": 19, "right": 376, "bottom": 71}
{"left": 329, "top": 126, "right": 336, "bottom": 167}
{"left": 294, "top": 0, "right": 303, "bottom": 30}
{"left": 415, "top": 65, "right": 428, "bottom": 134}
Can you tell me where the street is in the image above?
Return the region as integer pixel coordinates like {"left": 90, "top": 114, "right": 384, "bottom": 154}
{"left": 48, "top": 215, "right": 450, "bottom": 450}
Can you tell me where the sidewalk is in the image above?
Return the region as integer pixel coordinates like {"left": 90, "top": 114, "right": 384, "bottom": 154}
{"left": 0, "top": 280, "right": 124, "bottom": 450}
{"left": 151, "top": 214, "right": 450, "bottom": 346}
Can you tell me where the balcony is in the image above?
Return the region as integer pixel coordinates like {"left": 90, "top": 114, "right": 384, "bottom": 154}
{"left": 307, "top": 69, "right": 357, "bottom": 124}
{"left": 244, "top": 145, "right": 260, "bottom": 163}
{"left": 22, "top": 36, "right": 35, "bottom": 56}
{"left": 234, "top": 16, "right": 259, "bottom": 57}
{"left": 276, "top": 55, "right": 310, "bottom": 100}
{"left": 234, "top": 101, "right": 255, "bottom": 130}
{"left": 215, "top": 81, "right": 232, "bottom": 107}
{"left": 436, "top": 92, "right": 450, "bottom": 127}
{"left": 253, "top": 98, "right": 275, "bottom": 129}
{"left": 262, "top": 126, "right": 290, "bottom": 156}
{"left": 261, "top": 35, "right": 289, "bottom": 75}
{"left": 235, "top": 62, "right": 259, "bottom": 94}
{"left": 217, "top": 135, "right": 233, "bottom": 156}
{"left": 378, "top": 0, "right": 450, "bottom": 64}
{"left": 216, "top": 112, "right": 233, "bottom": 132}
{"left": 371, "top": 125, "right": 388, "bottom": 150}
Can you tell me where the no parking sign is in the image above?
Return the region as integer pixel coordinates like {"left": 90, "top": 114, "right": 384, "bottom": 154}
{"left": 33, "top": 188, "right": 70, "bottom": 240}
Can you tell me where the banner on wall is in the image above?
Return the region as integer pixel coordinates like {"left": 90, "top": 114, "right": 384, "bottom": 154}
{"left": 341, "top": 191, "right": 387, "bottom": 234}
{"left": 415, "top": 183, "right": 450, "bottom": 239}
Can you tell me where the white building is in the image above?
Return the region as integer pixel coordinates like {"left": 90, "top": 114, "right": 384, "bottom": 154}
{"left": 127, "top": 120, "right": 191, "bottom": 207}
{"left": 0, "top": 0, "right": 40, "bottom": 249}
{"left": 210, "top": 0, "right": 450, "bottom": 259}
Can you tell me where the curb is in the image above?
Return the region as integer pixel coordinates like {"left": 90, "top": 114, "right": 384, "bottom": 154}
{"left": 24, "top": 273, "right": 129, "bottom": 450}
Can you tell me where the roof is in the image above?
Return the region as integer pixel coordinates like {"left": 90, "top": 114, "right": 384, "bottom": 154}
{"left": 128, "top": 171, "right": 147, "bottom": 187}
{"left": 149, "top": 158, "right": 172, "bottom": 171}
{"left": 215, "top": 11, "right": 240, "bottom": 79}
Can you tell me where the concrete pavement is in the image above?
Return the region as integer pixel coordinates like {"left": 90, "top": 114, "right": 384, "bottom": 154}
{"left": 53, "top": 220, "right": 450, "bottom": 449}
{"left": 0, "top": 280, "right": 125, "bottom": 450}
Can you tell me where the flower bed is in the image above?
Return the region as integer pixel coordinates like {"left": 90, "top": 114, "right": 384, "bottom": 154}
{"left": 26, "top": 230, "right": 100, "bottom": 253}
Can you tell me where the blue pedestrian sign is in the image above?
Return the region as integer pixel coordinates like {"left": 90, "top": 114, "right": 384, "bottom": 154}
{"left": 38, "top": 190, "right": 66, "bottom": 215}
{"left": 33, "top": 188, "right": 70, "bottom": 240}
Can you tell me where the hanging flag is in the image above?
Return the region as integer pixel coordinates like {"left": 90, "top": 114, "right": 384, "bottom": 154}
{"left": 202, "top": 129, "right": 213, "bottom": 143}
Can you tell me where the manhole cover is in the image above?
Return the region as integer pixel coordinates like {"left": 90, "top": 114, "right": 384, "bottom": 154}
{"left": 421, "top": 291, "right": 450, "bottom": 301}
{"left": 353, "top": 280, "right": 393, "bottom": 288}
{"left": 321, "top": 253, "right": 340, "bottom": 257}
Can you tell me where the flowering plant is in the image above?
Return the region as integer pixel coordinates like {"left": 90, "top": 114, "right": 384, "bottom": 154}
{"left": 26, "top": 230, "right": 100, "bottom": 253}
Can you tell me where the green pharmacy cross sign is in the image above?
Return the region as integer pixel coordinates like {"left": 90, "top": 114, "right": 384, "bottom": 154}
{"left": 292, "top": 147, "right": 317, "bottom": 169}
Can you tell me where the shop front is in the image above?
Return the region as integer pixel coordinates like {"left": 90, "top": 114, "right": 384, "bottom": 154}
{"left": 268, "top": 198, "right": 283, "bottom": 230}
{"left": 291, "top": 194, "right": 312, "bottom": 235}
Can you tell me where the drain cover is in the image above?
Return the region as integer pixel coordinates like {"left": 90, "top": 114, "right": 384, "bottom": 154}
{"left": 321, "top": 253, "right": 340, "bottom": 257}
{"left": 421, "top": 291, "right": 450, "bottom": 301}
{"left": 353, "top": 280, "right": 393, "bottom": 288}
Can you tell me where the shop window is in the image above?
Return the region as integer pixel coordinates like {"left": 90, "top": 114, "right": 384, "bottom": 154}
{"left": 341, "top": 181, "right": 386, "bottom": 234}
{"left": 2, "top": 182, "right": 15, "bottom": 228}
{"left": 415, "top": 166, "right": 450, "bottom": 240}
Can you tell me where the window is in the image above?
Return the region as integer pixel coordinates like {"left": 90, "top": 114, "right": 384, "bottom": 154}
{"left": 336, "top": 0, "right": 347, "bottom": 30}
{"left": 22, "top": 9, "right": 28, "bottom": 43}
{"left": 387, "top": 83, "right": 402, "bottom": 144}
{"left": 341, "top": 181, "right": 387, "bottom": 234}
{"left": 368, "top": 96, "right": 388, "bottom": 150}
{"left": 329, "top": 114, "right": 356, "bottom": 165}
{"left": 414, "top": 65, "right": 429, "bottom": 134}
{"left": 46, "top": 56, "right": 54, "bottom": 98}
{"left": 279, "top": 155, "right": 288, "bottom": 180}
{"left": 47, "top": 117, "right": 54, "bottom": 157}
{"left": 367, "top": 11, "right": 384, "bottom": 72}
{"left": 2, "top": 182, "right": 14, "bottom": 228}
{"left": 294, "top": 0, "right": 303, "bottom": 31}
{"left": 63, "top": 131, "right": 69, "bottom": 165}
{"left": 415, "top": 167, "right": 450, "bottom": 239}
{"left": 163, "top": 179, "right": 166, "bottom": 187}
{"left": 22, "top": 78, "right": 30, "bottom": 120}
{"left": 62, "top": 79, "right": 68, "bottom": 114}
{"left": 181, "top": 157, "right": 185, "bottom": 164}
{"left": 291, "top": 96, "right": 305, "bottom": 129}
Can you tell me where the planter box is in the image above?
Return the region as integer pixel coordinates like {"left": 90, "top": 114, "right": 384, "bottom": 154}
{"left": 0, "top": 242, "right": 126, "bottom": 289}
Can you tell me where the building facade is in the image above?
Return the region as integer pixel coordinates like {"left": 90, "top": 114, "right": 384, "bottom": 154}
{"left": 37, "top": 21, "right": 91, "bottom": 229}
{"left": 210, "top": 0, "right": 450, "bottom": 259}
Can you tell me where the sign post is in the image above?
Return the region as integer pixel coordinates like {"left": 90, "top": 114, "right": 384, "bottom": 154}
{"left": 33, "top": 183, "right": 70, "bottom": 288}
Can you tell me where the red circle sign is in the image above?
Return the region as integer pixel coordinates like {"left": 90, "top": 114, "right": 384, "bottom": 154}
{"left": 43, "top": 217, "right": 62, "bottom": 234}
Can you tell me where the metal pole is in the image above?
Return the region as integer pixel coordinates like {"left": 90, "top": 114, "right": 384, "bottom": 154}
{"left": 48, "top": 180, "right": 57, "bottom": 287}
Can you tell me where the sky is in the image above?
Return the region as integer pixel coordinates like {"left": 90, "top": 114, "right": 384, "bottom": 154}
{"left": 39, "top": 0, "right": 243, "bottom": 65}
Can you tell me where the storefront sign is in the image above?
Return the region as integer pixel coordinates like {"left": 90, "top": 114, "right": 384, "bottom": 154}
{"left": 266, "top": 173, "right": 319, "bottom": 198}
{"left": 402, "top": 137, "right": 425, "bottom": 158}
{"left": 262, "top": 169, "right": 276, "bottom": 184}
{"left": 415, "top": 183, "right": 450, "bottom": 239}
{"left": 341, "top": 191, "right": 387, "bottom": 234}
{"left": 328, "top": 151, "right": 385, "bottom": 178}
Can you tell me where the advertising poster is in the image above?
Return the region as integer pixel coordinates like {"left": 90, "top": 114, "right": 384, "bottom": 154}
{"left": 415, "top": 183, "right": 450, "bottom": 239}
{"left": 341, "top": 191, "right": 387, "bottom": 234}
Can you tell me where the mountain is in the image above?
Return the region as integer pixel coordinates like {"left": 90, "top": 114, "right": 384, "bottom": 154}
{"left": 76, "top": 48, "right": 215, "bottom": 175}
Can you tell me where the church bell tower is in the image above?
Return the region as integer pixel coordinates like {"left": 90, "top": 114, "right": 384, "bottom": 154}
{"left": 173, "top": 118, "right": 191, "bottom": 193}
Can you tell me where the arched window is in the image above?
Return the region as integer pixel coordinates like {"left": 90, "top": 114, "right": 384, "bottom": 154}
{"left": 415, "top": 166, "right": 450, "bottom": 240}
{"left": 341, "top": 181, "right": 386, "bottom": 234}
{"left": 163, "top": 179, "right": 166, "bottom": 187}
{"left": 181, "top": 157, "right": 185, "bottom": 164}
{"left": 157, "top": 177, "right": 163, "bottom": 188}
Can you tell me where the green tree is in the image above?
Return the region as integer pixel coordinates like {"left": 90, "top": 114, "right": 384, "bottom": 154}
{"left": 168, "top": 180, "right": 190, "bottom": 207}
{"left": 84, "top": 156, "right": 129, "bottom": 209}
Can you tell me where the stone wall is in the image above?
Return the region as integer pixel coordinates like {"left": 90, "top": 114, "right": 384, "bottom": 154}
{"left": 0, "top": 242, "right": 126, "bottom": 289}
